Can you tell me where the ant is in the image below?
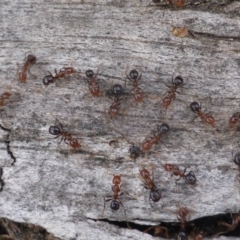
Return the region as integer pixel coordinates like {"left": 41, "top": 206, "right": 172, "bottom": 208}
{"left": 43, "top": 67, "right": 76, "bottom": 85}
{"left": 163, "top": 164, "right": 197, "bottom": 186}
{"left": 0, "top": 92, "right": 12, "bottom": 107}
{"left": 176, "top": 206, "right": 191, "bottom": 240}
{"left": 102, "top": 175, "right": 129, "bottom": 226}
{"left": 143, "top": 224, "right": 169, "bottom": 238}
{"left": 141, "top": 123, "right": 169, "bottom": 152}
{"left": 162, "top": 75, "right": 186, "bottom": 109}
{"left": 84, "top": 69, "right": 101, "bottom": 97}
{"left": 214, "top": 210, "right": 240, "bottom": 237}
{"left": 139, "top": 168, "right": 162, "bottom": 205}
{"left": 126, "top": 69, "right": 143, "bottom": 103}
{"left": 190, "top": 102, "right": 215, "bottom": 127}
{"left": 108, "top": 84, "right": 124, "bottom": 118}
{"left": 108, "top": 126, "right": 142, "bottom": 160}
{"left": 232, "top": 152, "right": 240, "bottom": 172}
{"left": 18, "top": 54, "right": 37, "bottom": 83}
{"left": 167, "top": 0, "right": 184, "bottom": 8}
{"left": 229, "top": 112, "right": 240, "bottom": 129}
{"left": 49, "top": 120, "right": 80, "bottom": 150}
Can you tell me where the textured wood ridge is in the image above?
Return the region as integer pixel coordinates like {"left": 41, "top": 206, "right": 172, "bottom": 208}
{"left": 0, "top": 0, "right": 240, "bottom": 239}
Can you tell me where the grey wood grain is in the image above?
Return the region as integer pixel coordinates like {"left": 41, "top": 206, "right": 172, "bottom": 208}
{"left": 0, "top": 0, "right": 240, "bottom": 239}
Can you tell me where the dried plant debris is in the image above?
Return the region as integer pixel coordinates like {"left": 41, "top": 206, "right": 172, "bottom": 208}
{"left": 172, "top": 26, "right": 189, "bottom": 38}
{"left": 0, "top": 218, "right": 61, "bottom": 240}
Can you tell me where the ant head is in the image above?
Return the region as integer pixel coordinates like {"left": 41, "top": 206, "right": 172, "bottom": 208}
{"left": 190, "top": 102, "right": 201, "bottom": 113}
{"left": 129, "top": 145, "right": 141, "bottom": 159}
{"left": 112, "top": 84, "right": 123, "bottom": 95}
{"left": 177, "top": 230, "right": 187, "bottom": 240}
{"left": 110, "top": 200, "right": 120, "bottom": 211}
{"left": 150, "top": 189, "right": 161, "bottom": 202}
{"left": 129, "top": 69, "right": 139, "bottom": 80}
{"left": 27, "top": 54, "right": 37, "bottom": 65}
{"left": 49, "top": 126, "right": 61, "bottom": 135}
{"left": 233, "top": 153, "right": 240, "bottom": 166}
{"left": 173, "top": 76, "right": 183, "bottom": 86}
{"left": 85, "top": 70, "right": 94, "bottom": 78}
{"left": 42, "top": 74, "right": 54, "bottom": 85}
{"left": 185, "top": 171, "right": 196, "bottom": 185}
{"left": 158, "top": 123, "right": 170, "bottom": 134}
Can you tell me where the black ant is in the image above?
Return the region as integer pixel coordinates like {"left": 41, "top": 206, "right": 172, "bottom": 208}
{"left": 163, "top": 164, "right": 197, "bottom": 186}
{"left": 139, "top": 168, "right": 162, "bottom": 206}
{"left": 126, "top": 69, "right": 144, "bottom": 103}
{"left": 162, "top": 75, "right": 185, "bottom": 109}
{"left": 141, "top": 123, "right": 169, "bottom": 152}
{"left": 190, "top": 102, "right": 215, "bottom": 127}
{"left": 102, "top": 175, "right": 129, "bottom": 227}
{"left": 49, "top": 120, "right": 80, "bottom": 150}
{"left": 108, "top": 84, "right": 124, "bottom": 118}
{"left": 43, "top": 67, "right": 76, "bottom": 85}
{"left": 18, "top": 54, "right": 37, "bottom": 83}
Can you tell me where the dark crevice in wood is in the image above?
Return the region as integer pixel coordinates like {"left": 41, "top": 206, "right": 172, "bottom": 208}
{"left": 0, "top": 218, "right": 61, "bottom": 240}
{"left": 89, "top": 212, "right": 240, "bottom": 238}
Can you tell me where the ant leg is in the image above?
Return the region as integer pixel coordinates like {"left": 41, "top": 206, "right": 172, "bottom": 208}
{"left": 119, "top": 200, "right": 131, "bottom": 229}
{"left": 99, "top": 197, "right": 112, "bottom": 218}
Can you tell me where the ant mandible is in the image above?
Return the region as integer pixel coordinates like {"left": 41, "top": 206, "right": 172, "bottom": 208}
{"left": 102, "top": 175, "right": 129, "bottom": 226}
{"left": 139, "top": 168, "right": 162, "bottom": 206}
{"left": 190, "top": 102, "right": 215, "bottom": 127}
{"left": 229, "top": 112, "right": 240, "bottom": 129}
{"left": 108, "top": 84, "right": 124, "bottom": 118}
{"left": 141, "top": 123, "right": 169, "bottom": 152}
{"left": 18, "top": 54, "right": 37, "bottom": 83}
{"left": 162, "top": 75, "right": 185, "bottom": 109}
{"left": 49, "top": 120, "right": 80, "bottom": 150}
{"left": 163, "top": 164, "right": 197, "bottom": 186}
{"left": 84, "top": 69, "right": 101, "bottom": 97}
{"left": 43, "top": 67, "right": 76, "bottom": 85}
{"left": 126, "top": 69, "right": 144, "bottom": 103}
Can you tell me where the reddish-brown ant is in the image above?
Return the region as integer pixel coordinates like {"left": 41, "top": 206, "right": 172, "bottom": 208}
{"left": 229, "top": 112, "right": 240, "bottom": 129}
{"left": 139, "top": 168, "right": 162, "bottom": 205}
{"left": 214, "top": 210, "right": 240, "bottom": 237}
{"left": 167, "top": 0, "right": 185, "bottom": 8}
{"left": 144, "top": 224, "right": 169, "bottom": 238}
{"left": 163, "top": 164, "right": 197, "bottom": 186}
{"left": 43, "top": 67, "right": 76, "bottom": 85}
{"left": 84, "top": 69, "right": 101, "bottom": 97}
{"left": 126, "top": 69, "right": 143, "bottom": 103}
{"left": 0, "top": 92, "right": 12, "bottom": 107}
{"left": 49, "top": 121, "right": 80, "bottom": 150}
{"left": 108, "top": 126, "right": 142, "bottom": 160}
{"left": 190, "top": 102, "right": 215, "bottom": 127}
{"left": 141, "top": 123, "right": 169, "bottom": 152}
{"left": 176, "top": 206, "right": 191, "bottom": 240}
{"left": 162, "top": 75, "right": 186, "bottom": 109}
{"left": 102, "top": 175, "right": 129, "bottom": 226}
{"left": 108, "top": 84, "right": 124, "bottom": 118}
{"left": 18, "top": 54, "right": 37, "bottom": 83}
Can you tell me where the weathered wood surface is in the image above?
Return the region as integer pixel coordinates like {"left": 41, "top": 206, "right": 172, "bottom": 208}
{"left": 0, "top": 0, "right": 240, "bottom": 239}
